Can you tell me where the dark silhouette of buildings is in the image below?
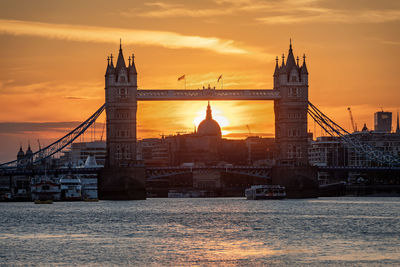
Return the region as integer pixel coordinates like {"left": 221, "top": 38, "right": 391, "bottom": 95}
{"left": 137, "top": 102, "right": 276, "bottom": 167}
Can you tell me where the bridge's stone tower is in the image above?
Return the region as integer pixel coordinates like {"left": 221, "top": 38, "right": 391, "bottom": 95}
{"left": 99, "top": 43, "right": 146, "bottom": 200}
{"left": 274, "top": 41, "right": 309, "bottom": 166}
{"left": 104, "top": 44, "right": 137, "bottom": 167}
{"left": 272, "top": 41, "right": 318, "bottom": 197}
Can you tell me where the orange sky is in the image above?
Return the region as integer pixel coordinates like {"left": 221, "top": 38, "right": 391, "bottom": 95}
{"left": 0, "top": 0, "right": 399, "bottom": 162}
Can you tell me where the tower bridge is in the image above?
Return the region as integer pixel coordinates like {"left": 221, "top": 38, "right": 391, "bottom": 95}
{"left": 1, "top": 41, "right": 399, "bottom": 199}
{"left": 99, "top": 40, "right": 310, "bottom": 199}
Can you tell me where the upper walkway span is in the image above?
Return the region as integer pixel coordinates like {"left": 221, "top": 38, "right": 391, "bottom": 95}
{"left": 136, "top": 89, "right": 279, "bottom": 101}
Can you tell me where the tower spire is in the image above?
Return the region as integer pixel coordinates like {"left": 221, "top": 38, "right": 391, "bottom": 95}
{"left": 115, "top": 40, "right": 126, "bottom": 71}
{"left": 286, "top": 38, "right": 296, "bottom": 70}
{"left": 396, "top": 111, "right": 400, "bottom": 134}
{"left": 206, "top": 101, "right": 212, "bottom": 120}
{"left": 129, "top": 53, "right": 137, "bottom": 74}
{"left": 274, "top": 56, "right": 279, "bottom": 76}
{"left": 301, "top": 54, "right": 308, "bottom": 74}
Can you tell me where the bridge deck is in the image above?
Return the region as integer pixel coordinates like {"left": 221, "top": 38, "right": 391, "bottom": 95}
{"left": 137, "top": 89, "right": 279, "bottom": 101}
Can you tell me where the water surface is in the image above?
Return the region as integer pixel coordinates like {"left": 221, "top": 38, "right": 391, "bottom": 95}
{"left": 1, "top": 197, "right": 399, "bottom": 266}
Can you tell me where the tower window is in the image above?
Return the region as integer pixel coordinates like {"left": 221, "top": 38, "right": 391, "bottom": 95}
{"left": 118, "top": 88, "right": 128, "bottom": 98}
{"left": 287, "top": 144, "right": 302, "bottom": 159}
{"left": 288, "top": 88, "right": 301, "bottom": 97}
{"left": 116, "top": 129, "right": 130, "bottom": 138}
{"left": 288, "top": 128, "right": 300, "bottom": 137}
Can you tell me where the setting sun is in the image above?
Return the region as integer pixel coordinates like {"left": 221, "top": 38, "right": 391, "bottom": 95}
{"left": 193, "top": 104, "right": 230, "bottom": 133}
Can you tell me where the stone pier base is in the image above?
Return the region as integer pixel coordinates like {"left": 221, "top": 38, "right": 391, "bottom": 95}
{"left": 98, "top": 166, "right": 146, "bottom": 200}
{"left": 271, "top": 165, "right": 318, "bottom": 198}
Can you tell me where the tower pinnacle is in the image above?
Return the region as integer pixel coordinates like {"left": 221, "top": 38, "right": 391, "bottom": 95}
{"left": 116, "top": 41, "right": 126, "bottom": 71}
{"left": 206, "top": 101, "right": 212, "bottom": 120}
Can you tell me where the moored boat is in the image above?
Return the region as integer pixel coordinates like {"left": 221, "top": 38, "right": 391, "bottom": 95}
{"left": 245, "top": 185, "right": 286, "bottom": 200}
{"left": 79, "top": 155, "right": 99, "bottom": 201}
{"left": 60, "top": 174, "right": 82, "bottom": 201}
{"left": 31, "top": 175, "right": 61, "bottom": 202}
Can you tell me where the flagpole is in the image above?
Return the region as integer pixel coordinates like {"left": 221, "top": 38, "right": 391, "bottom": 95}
{"left": 185, "top": 76, "right": 186, "bottom": 89}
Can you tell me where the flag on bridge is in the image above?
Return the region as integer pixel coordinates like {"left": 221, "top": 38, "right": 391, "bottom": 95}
{"left": 178, "top": 74, "right": 185, "bottom": 81}
{"left": 217, "top": 74, "right": 222, "bottom": 83}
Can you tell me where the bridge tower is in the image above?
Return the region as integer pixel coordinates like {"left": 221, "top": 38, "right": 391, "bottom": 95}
{"left": 99, "top": 42, "right": 146, "bottom": 200}
{"left": 274, "top": 40, "right": 309, "bottom": 165}
{"left": 104, "top": 43, "right": 137, "bottom": 167}
{"left": 272, "top": 41, "right": 317, "bottom": 197}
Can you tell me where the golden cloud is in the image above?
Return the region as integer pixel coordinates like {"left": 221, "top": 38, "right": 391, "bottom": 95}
{"left": 0, "top": 19, "right": 270, "bottom": 59}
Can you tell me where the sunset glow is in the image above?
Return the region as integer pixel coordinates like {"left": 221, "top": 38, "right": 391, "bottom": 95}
{"left": 0, "top": 0, "right": 399, "bottom": 162}
{"left": 193, "top": 105, "right": 230, "bottom": 128}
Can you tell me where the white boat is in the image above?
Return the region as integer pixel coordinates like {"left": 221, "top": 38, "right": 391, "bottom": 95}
{"left": 60, "top": 174, "right": 82, "bottom": 201}
{"left": 80, "top": 155, "right": 100, "bottom": 201}
{"left": 245, "top": 185, "right": 286, "bottom": 200}
{"left": 31, "top": 176, "right": 61, "bottom": 201}
{"left": 81, "top": 179, "right": 98, "bottom": 200}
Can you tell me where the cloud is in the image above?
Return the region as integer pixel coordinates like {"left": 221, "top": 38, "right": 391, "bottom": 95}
{"left": 123, "top": 2, "right": 236, "bottom": 18}
{"left": 380, "top": 40, "right": 400, "bottom": 46}
{"left": 133, "top": 0, "right": 400, "bottom": 25}
{"left": 0, "top": 121, "right": 106, "bottom": 135}
{"left": 0, "top": 121, "right": 81, "bottom": 134}
{"left": 64, "top": 96, "right": 89, "bottom": 100}
{"left": 256, "top": 8, "right": 400, "bottom": 25}
{"left": 0, "top": 79, "right": 104, "bottom": 100}
{"left": 0, "top": 19, "right": 268, "bottom": 58}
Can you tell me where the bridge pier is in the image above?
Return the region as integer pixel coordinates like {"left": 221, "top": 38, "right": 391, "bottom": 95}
{"left": 98, "top": 166, "right": 146, "bottom": 200}
{"left": 271, "top": 165, "right": 318, "bottom": 198}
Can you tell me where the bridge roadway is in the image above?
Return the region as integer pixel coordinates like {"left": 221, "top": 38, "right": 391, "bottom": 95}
{"left": 2, "top": 165, "right": 400, "bottom": 177}
{"left": 0, "top": 165, "right": 272, "bottom": 177}
{"left": 136, "top": 89, "right": 280, "bottom": 101}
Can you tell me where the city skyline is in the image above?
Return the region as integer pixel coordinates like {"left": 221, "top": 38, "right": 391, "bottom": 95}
{"left": 1, "top": 0, "right": 400, "bottom": 162}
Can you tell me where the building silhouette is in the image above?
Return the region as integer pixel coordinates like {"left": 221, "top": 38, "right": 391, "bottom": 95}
{"left": 137, "top": 102, "right": 276, "bottom": 167}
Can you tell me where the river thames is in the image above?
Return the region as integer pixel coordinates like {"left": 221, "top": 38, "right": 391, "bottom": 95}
{"left": 1, "top": 197, "right": 399, "bottom": 266}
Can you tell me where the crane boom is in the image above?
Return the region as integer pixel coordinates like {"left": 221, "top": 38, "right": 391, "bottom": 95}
{"left": 347, "top": 107, "right": 357, "bottom": 132}
{"left": 246, "top": 125, "right": 251, "bottom": 136}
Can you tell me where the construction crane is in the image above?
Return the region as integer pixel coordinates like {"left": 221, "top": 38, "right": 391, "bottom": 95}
{"left": 246, "top": 125, "right": 252, "bottom": 136}
{"left": 347, "top": 107, "right": 357, "bottom": 132}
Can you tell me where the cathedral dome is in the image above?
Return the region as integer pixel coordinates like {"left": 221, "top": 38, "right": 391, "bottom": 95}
{"left": 197, "top": 102, "right": 221, "bottom": 137}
